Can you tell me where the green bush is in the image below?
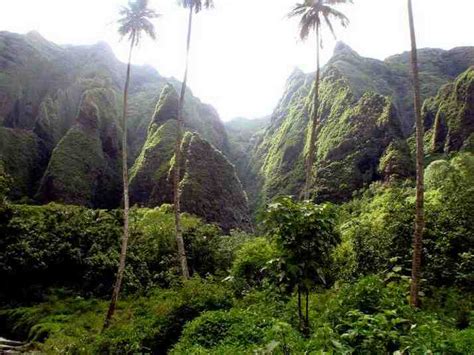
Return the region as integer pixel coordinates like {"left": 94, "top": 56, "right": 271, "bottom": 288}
{"left": 423, "top": 153, "right": 474, "bottom": 290}
{"left": 337, "top": 153, "right": 474, "bottom": 289}
{"left": 92, "top": 277, "right": 233, "bottom": 353}
{"left": 0, "top": 203, "right": 124, "bottom": 302}
{"left": 212, "top": 230, "right": 256, "bottom": 275}
{"left": 230, "top": 237, "right": 278, "bottom": 292}
{"left": 172, "top": 309, "right": 275, "bottom": 353}
{"left": 316, "top": 275, "right": 474, "bottom": 354}
{"left": 0, "top": 278, "right": 233, "bottom": 353}
{"left": 263, "top": 196, "right": 340, "bottom": 334}
{"left": 0, "top": 203, "right": 235, "bottom": 303}
{"left": 338, "top": 183, "right": 415, "bottom": 279}
{"left": 0, "top": 161, "right": 11, "bottom": 204}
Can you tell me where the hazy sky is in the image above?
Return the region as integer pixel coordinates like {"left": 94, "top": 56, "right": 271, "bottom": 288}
{"left": 1, "top": 0, "right": 473, "bottom": 120}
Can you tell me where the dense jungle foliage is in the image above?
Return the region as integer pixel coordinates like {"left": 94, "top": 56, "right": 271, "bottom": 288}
{"left": 1, "top": 152, "right": 472, "bottom": 353}
{"left": 1, "top": 4, "right": 474, "bottom": 353}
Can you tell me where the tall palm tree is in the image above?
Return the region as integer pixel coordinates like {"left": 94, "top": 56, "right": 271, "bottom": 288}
{"left": 104, "top": 0, "right": 158, "bottom": 330}
{"left": 288, "top": 0, "right": 351, "bottom": 200}
{"left": 173, "top": 0, "right": 214, "bottom": 279}
{"left": 407, "top": 0, "right": 424, "bottom": 308}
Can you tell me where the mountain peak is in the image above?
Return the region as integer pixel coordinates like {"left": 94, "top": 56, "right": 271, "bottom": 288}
{"left": 26, "top": 30, "right": 45, "bottom": 40}
{"left": 25, "top": 30, "right": 52, "bottom": 46}
{"left": 95, "top": 40, "right": 112, "bottom": 50}
{"left": 333, "top": 41, "right": 359, "bottom": 57}
{"left": 289, "top": 67, "right": 305, "bottom": 77}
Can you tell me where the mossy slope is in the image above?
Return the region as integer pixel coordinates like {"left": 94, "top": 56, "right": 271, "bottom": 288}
{"left": 0, "top": 31, "right": 231, "bottom": 211}
{"left": 129, "top": 86, "right": 179, "bottom": 206}
{"left": 422, "top": 67, "right": 474, "bottom": 154}
{"left": 130, "top": 86, "right": 251, "bottom": 231}
{"left": 324, "top": 43, "right": 474, "bottom": 135}
{"left": 36, "top": 88, "right": 122, "bottom": 208}
{"left": 180, "top": 133, "right": 252, "bottom": 232}
{"left": 247, "top": 65, "right": 413, "bottom": 208}
{"left": 0, "top": 127, "right": 40, "bottom": 199}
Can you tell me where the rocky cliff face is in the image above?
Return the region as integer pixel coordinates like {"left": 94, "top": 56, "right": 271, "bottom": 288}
{"left": 0, "top": 127, "right": 40, "bottom": 199}
{"left": 2, "top": 31, "right": 473, "bottom": 221}
{"left": 423, "top": 67, "right": 474, "bottom": 154}
{"left": 234, "top": 43, "right": 474, "bottom": 209}
{"left": 224, "top": 117, "right": 269, "bottom": 210}
{"left": 0, "top": 31, "right": 249, "bottom": 230}
{"left": 245, "top": 66, "right": 411, "bottom": 207}
{"left": 36, "top": 88, "right": 122, "bottom": 207}
{"left": 130, "top": 86, "right": 251, "bottom": 232}
{"left": 327, "top": 42, "right": 474, "bottom": 135}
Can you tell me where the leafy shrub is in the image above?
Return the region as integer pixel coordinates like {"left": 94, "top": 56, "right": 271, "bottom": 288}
{"left": 338, "top": 183, "right": 415, "bottom": 279}
{"left": 95, "top": 277, "right": 233, "bottom": 353}
{"left": 0, "top": 278, "right": 233, "bottom": 353}
{"left": 423, "top": 153, "right": 474, "bottom": 290}
{"left": 230, "top": 237, "right": 278, "bottom": 292}
{"left": 0, "top": 161, "right": 12, "bottom": 204}
{"left": 337, "top": 153, "right": 474, "bottom": 290}
{"left": 263, "top": 196, "right": 340, "bottom": 334}
{"left": 0, "top": 203, "right": 234, "bottom": 303}
{"left": 171, "top": 309, "right": 275, "bottom": 353}
{"left": 212, "top": 230, "right": 256, "bottom": 275}
{"left": 0, "top": 204, "right": 124, "bottom": 302}
{"left": 316, "top": 275, "right": 474, "bottom": 354}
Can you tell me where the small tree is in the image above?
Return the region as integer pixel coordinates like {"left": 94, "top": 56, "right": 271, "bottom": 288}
{"left": 264, "top": 196, "right": 340, "bottom": 336}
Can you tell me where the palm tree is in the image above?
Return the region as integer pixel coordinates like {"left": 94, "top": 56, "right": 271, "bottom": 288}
{"left": 288, "top": 0, "right": 351, "bottom": 200}
{"left": 173, "top": 0, "right": 214, "bottom": 279}
{"left": 104, "top": 0, "right": 158, "bottom": 330}
{"left": 407, "top": 0, "right": 424, "bottom": 308}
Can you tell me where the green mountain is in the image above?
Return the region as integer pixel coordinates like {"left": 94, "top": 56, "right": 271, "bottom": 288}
{"left": 232, "top": 43, "right": 474, "bottom": 210}
{"left": 1, "top": 31, "right": 473, "bottom": 221}
{"left": 423, "top": 67, "right": 474, "bottom": 154}
{"left": 36, "top": 88, "right": 122, "bottom": 207}
{"left": 0, "top": 31, "right": 248, "bottom": 229}
{"left": 129, "top": 86, "right": 251, "bottom": 232}
{"left": 331, "top": 42, "right": 474, "bottom": 135}
{"left": 224, "top": 116, "right": 269, "bottom": 205}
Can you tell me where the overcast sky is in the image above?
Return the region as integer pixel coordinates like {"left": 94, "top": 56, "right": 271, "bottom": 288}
{"left": 1, "top": 0, "right": 473, "bottom": 121}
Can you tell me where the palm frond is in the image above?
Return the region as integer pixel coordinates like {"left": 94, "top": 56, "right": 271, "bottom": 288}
{"left": 177, "top": 0, "right": 214, "bottom": 13}
{"left": 117, "top": 0, "right": 160, "bottom": 45}
{"left": 322, "top": 6, "right": 350, "bottom": 27}
{"left": 288, "top": 0, "right": 350, "bottom": 41}
{"left": 323, "top": 13, "right": 336, "bottom": 40}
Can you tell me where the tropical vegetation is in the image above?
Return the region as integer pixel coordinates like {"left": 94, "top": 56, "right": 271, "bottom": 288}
{"left": 0, "top": 0, "right": 473, "bottom": 353}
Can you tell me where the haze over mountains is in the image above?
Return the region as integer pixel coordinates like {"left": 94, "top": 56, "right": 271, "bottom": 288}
{"left": 0, "top": 31, "right": 473, "bottom": 228}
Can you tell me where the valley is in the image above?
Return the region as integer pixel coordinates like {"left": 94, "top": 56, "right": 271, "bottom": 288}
{"left": 0, "top": 2, "right": 473, "bottom": 351}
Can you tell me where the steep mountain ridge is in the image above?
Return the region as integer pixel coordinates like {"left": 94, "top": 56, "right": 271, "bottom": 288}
{"left": 129, "top": 85, "right": 251, "bottom": 232}
{"left": 233, "top": 43, "right": 474, "bottom": 210}
{"left": 423, "top": 67, "right": 474, "bottom": 154}
{"left": 329, "top": 42, "right": 474, "bottom": 134}
{"left": 224, "top": 116, "right": 269, "bottom": 202}
{"left": 1, "top": 31, "right": 473, "bottom": 222}
{"left": 0, "top": 31, "right": 249, "bottom": 230}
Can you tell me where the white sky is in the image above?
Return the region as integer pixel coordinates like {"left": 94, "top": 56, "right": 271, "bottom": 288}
{"left": 1, "top": 0, "right": 473, "bottom": 121}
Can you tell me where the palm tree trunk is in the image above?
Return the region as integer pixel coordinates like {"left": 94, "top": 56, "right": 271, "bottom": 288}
{"left": 408, "top": 0, "right": 424, "bottom": 308}
{"left": 304, "top": 287, "right": 310, "bottom": 337}
{"left": 297, "top": 285, "right": 303, "bottom": 331}
{"left": 304, "top": 25, "right": 321, "bottom": 201}
{"left": 173, "top": 7, "right": 193, "bottom": 279}
{"left": 103, "top": 34, "right": 135, "bottom": 330}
